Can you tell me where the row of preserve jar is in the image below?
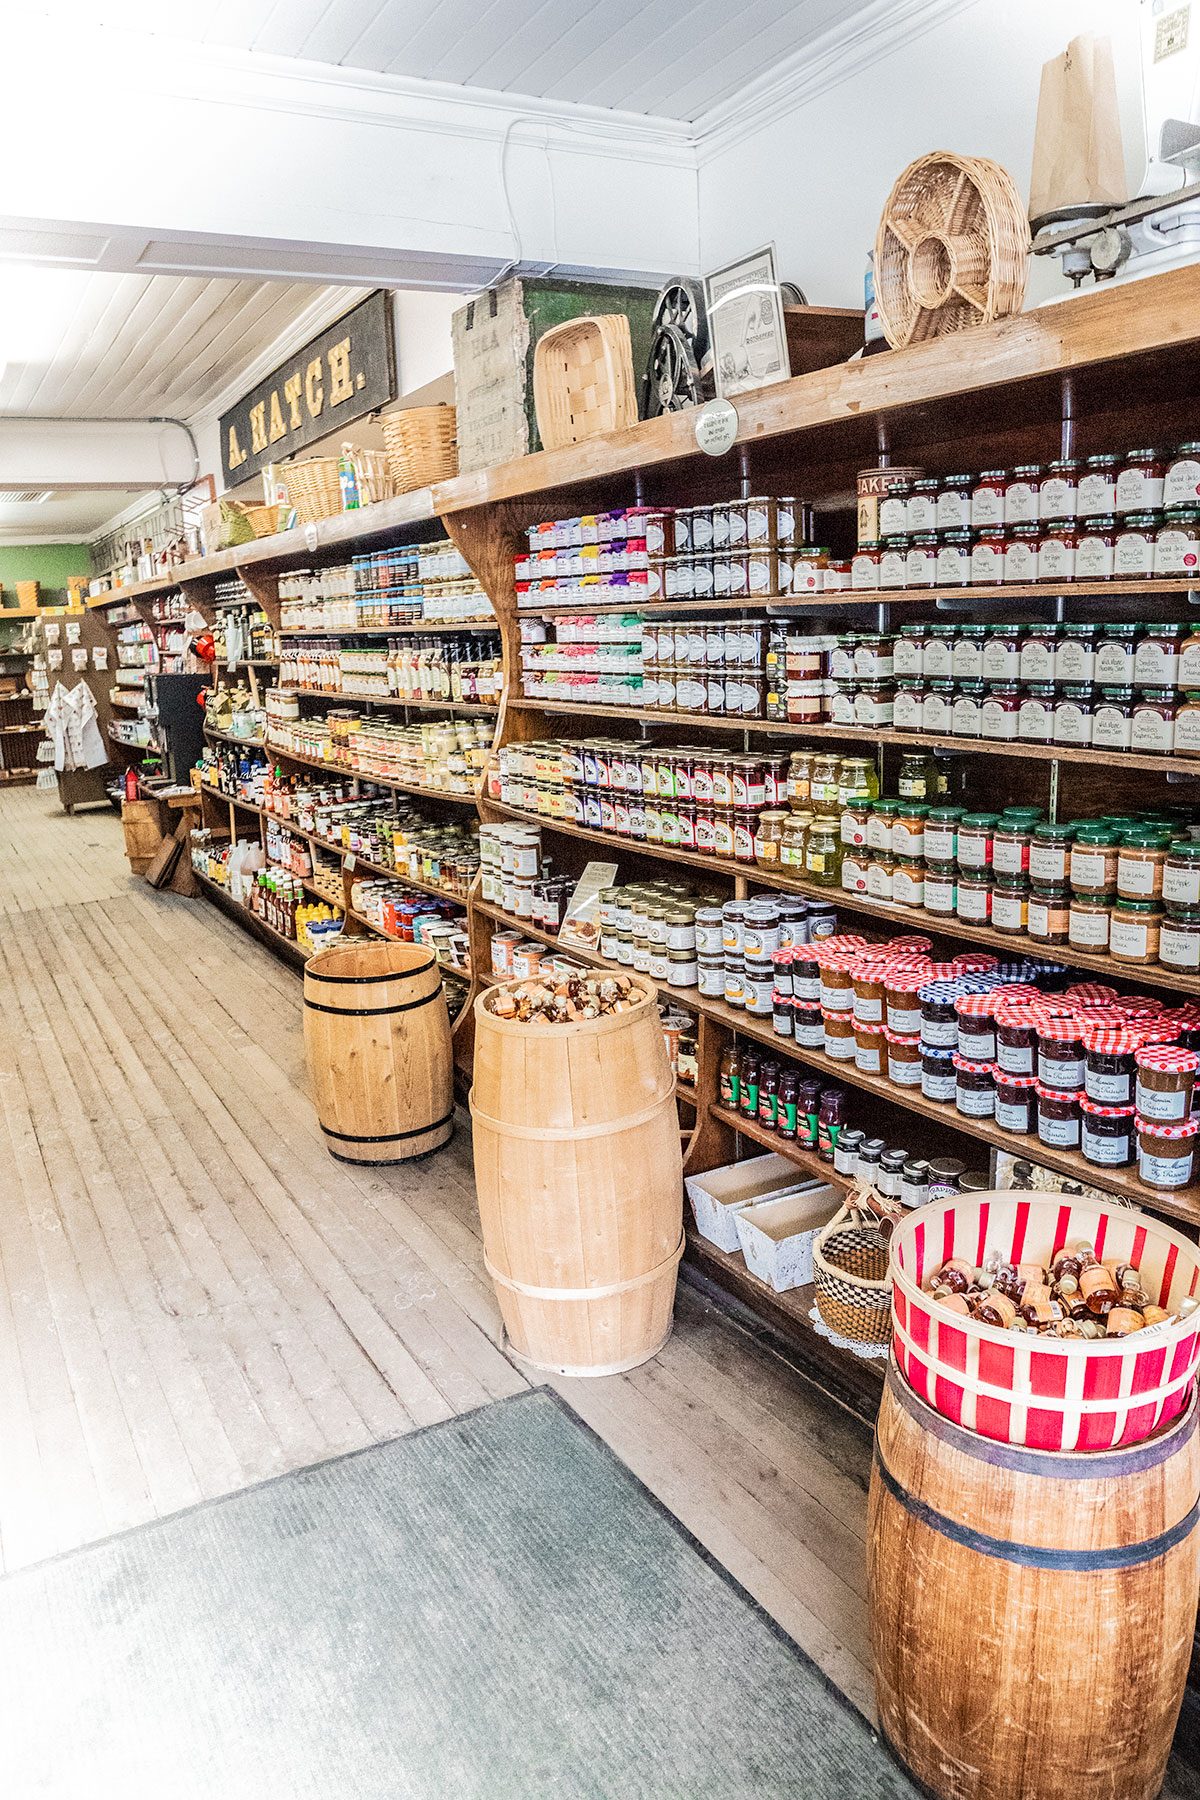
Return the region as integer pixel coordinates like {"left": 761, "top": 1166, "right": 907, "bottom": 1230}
{"left": 850, "top": 512, "right": 1200, "bottom": 589}
{"left": 869, "top": 452, "right": 1200, "bottom": 533}
{"left": 833, "top": 677, "right": 1200, "bottom": 753}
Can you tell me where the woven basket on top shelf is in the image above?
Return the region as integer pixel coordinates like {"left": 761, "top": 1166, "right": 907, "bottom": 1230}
{"left": 344, "top": 446, "right": 395, "bottom": 508}
{"left": 241, "top": 502, "right": 284, "bottom": 538}
{"left": 873, "top": 151, "right": 1030, "bottom": 349}
{"left": 381, "top": 407, "right": 458, "bottom": 493}
{"left": 281, "top": 456, "right": 344, "bottom": 523}
{"left": 533, "top": 314, "right": 638, "bottom": 450}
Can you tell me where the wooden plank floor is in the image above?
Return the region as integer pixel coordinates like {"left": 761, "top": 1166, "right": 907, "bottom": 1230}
{"left": 0, "top": 787, "right": 875, "bottom": 1715}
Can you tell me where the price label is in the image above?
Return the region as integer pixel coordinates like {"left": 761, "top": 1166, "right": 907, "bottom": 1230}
{"left": 695, "top": 398, "right": 739, "bottom": 457}
{"left": 304, "top": 522, "right": 319, "bottom": 552}
{"left": 344, "top": 855, "right": 356, "bottom": 872}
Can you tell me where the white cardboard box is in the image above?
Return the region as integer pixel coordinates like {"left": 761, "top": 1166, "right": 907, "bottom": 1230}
{"left": 734, "top": 1186, "right": 844, "bottom": 1293}
{"left": 685, "top": 1154, "right": 817, "bottom": 1254}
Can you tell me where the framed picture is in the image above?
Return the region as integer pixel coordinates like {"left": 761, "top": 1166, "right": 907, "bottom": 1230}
{"left": 703, "top": 245, "right": 791, "bottom": 400}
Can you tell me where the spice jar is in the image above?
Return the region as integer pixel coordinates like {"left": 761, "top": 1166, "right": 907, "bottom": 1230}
{"left": 1082, "top": 1025, "right": 1143, "bottom": 1105}
{"left": 885, "top": 1030, "right": 923, "bottom": 1087}
{"left": 1109, "top": 898, "right": 1163, "bottom": 963}
{"left": 1135, "top": 1045, "right": 1199, "bottom": 1122}
{"left": 1136, "top": 1116, "right": 1199, "bottom": 1189}
{"left": 1117, "top": 829, "right": 1170, "bottom": 900}
{"left": 1080, "top": 1099, "right": 1136, "bottom": 1168}
{"left": 1036, "top": 1083, "right": 1081, "bottom": 1150}
{"left": 953, "top": 1056, "right": 995, "bottom": 1118}
{"left": 994, "top": 1071, "right": 1037, "bottom": 1133}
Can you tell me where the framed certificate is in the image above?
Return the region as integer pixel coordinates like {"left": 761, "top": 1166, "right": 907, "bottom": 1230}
{"left": 703, "top": 245, "right": 791, "bottom": 399}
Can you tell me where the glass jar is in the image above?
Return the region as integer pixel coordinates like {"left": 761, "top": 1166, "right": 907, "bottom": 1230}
{"left": 924, "top": 806, "right": 963, "bottom": 864}
{"left": 981, "top": 624, "right": 1021, "bottom": 682}
{"left": 1005, "top": 464, "right": 1042, "bottom": 524}
{"left": 994, "top": 1071, "right": 1037, "bottom": 1133}
{"left": 1055, "top": 624, "right": 1099, "bottom": 684}
{"left": 1054, "top": 684, "right": 1095, "bottom": 745}
{"left": 754, "top": 808, "right": 787, "bottom": 867}
{"left": 1135, "top": 1045, "right": 1200, "bottom": 1122}
{"left": 1093, "top": 685, "right": 1135, "bottom": 751}
{"left": 1136, "top": 1117, "right": 1198, "bottom": 1190}
{"left": 953, "top": 1057, "right": 995, "bottom": 1118}
{"left": 1004, "top": 523, "right": 1040, "bottom": 583}
{"left": 937, "top": 473, "right": 974, "bottom": 529}
{"left": 1019, "top": 626, "right": 1058, "bottom": 684}
{"left": 907, "top": 477, "right": 939, "bottom": 531}
{"left": 1040, "top": 458, "right": 1080, "bottom": 520}
{"left": 1070, "top": 828, "right": 1120, "bottom": 894}
{"left": 995, "top": 1005, "right": 1039, "bottom": 1075}
{"left": 1154, "top": 507, "right": 1200, "bottom": 577}
{"left": 992, "top": 875, "right": 1029, "bottom": 934}
{"left": 992, "top": 821, "right": 1032, "bottom": 877}
{"left": 952, "top": 681, "right": 985, "bottom": 736}
{"left": 894, "top": 624, "right": 925, "bottom": 676}
{"left": 879, "top": 539, "right": 908, "bottom": 589}
{"left": 1078, "top": 453, "right": 1121, "bottom": 517}
{"left": 924, "top": 861, "right": 957, "bottom": 914}
{"left": 894, "top": 677, "right": 926, "bottom": 731}
{"left": 936, "top": 531, "right": 972, "bottom": 586}
{"left": 1096, "top": 624, "right": 1139, "bottom": 686}
{"left": 851, "top": 543, "right": 881, "bottom": 589}
{"left": 805, "top": 815, "right": 843, "bottom": 887}
{"left": 1116, "top": 447, "right": 1168, "bottom": 514}
{"left": 1069, "top": 892, "right": 1114, "bottom": 952}
{"left": 885, "top": 1031, "right": 923, "bottom": 1087}
{"left": 958, "top": 813, "right": 998, "bottom": 870}
{"left": 1081, "top": 1027, "right": 1142, "bottom": 1104}
{"left": 1080, "top": 1100, "right": 1136, "bottom": 1168}
{"left": 921, "top": 1047, "right": 956, "bottom": 1103}
{"left": 1109, "top": 898, "right": 1163, "bottom": 964}
{"left": 922, "top": 680, "right": 956, "bottom": 734}
{"left": 892, "top": 803, "right": 928, "bottom": 860}
{"left": 1029, "top": 821, "right": 1074, "bottom": 886}
{"left": 1179, "top": 690, "right": 1200, "bottom": 755}
{"left": 1135, "top": 622, "right": 1186, "bottom": 688}
{"left": 854, "top": 1020, "right": 885, "bottom": 1075}
{"left": 1165, "top": 443, "right": 1200, "bottom": 509}
{"left": 1117, "top": 829, "right": 1170, "bottom": 900}
{"left": 957, "top": 871, "right": 992, "bottom": 923}
{"left": 809, "top": 752, "right": 841, "bottom": 808}
{"left": 950, "top": 625, "right": 986, "bottom": 681}
{"left": 972, "top": 470, "right": 1007, "bottom": 527}
{"left": 1164, "top": 841, "right": 1200, "bottom": 907}
{"left": 1114, "top": 512, "right": 1161, "bottom": 578}
{"left": 1038, "top": 1019, "right": 1085, "bottom": 1091}
{"left": 1075, "top": 516, "right": 1116, "bottom": 580}
{"left": 969, "top": 525, "right": 1006, "bottom": 586}
{"left": 1028, "top": 884, "right": 1070, "bottom": 944}
{"left": 1036, "top": 1084, "right": 1081, "bottom": 1150}
{"left": 1020, "top": 683, "right": 1056, "bottom": 743}
{"left": 1038, "top": 518, "right": 1078, "bottom": 583}
{"left": 922, "top": 624, "right": 955, "bottom": 679}
{"left": 906, "top": 533, "right": 938, "bottom": 587}
{"left": 893, "top": 857, "right": 925, "bottom": 907}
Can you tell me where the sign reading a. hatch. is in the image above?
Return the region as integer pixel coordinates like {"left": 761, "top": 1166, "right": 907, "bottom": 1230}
{"left": 220, "top": 290, "right": 397, "bottom": 489}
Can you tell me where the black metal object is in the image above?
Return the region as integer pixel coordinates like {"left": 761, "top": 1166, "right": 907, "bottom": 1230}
{"left": 145, "top": 673, "right": 207, "bottom": 785}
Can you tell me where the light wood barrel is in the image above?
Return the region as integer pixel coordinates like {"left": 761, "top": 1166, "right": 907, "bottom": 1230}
{"left": 303, "top": 941, "right": 453, "bottom": 1163}
{"left": 470, "top": 978, "right": 683, "bottom": 1377}
{"left": 869, "top": 1359, "right": 1200, "bottom": 1800}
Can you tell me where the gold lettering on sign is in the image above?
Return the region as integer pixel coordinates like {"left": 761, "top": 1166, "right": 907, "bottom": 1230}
{"left": 283, "top": 372, "right": 303, "bottom": 429}
{"left": 268, "top": 390, "right": 287, "bottom": 443}
{"left": 228, "top": 424, "right": 247, "bottom": 470}
{"left": 305, "top": 358, "right": 324, "bottom": 419}
{"left": 327, "top": 337, "right": 353, "bottom": 405}
{"left": 249, "top": 401, "right": 268, "bottom": 455}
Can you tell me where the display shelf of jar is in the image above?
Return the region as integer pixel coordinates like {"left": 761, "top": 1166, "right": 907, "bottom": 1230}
{"left": 266, "top": 740, "right": 481, "bottom": 807}
{"left": 110, "top": 692, "right": 144, "bottom": 711}
{"left": 281, "top": 620, "right": 498, "bottom": 636}
{"left": 193, "top": 868, "right": 312, "bottom": 967}
{"left": 707, "top": 1102, "right": 855, "bottom": 1188}
{"left": 221, "top": 792, "right": 475, "bottom": 909}
{"left": 481, "top": 800, "right": 1200, "bottom": 998}
{"left": 281, "top": 684, "right": 498, "bottom": 715}
{"left": 204, "top": 725, "right": 265, "bottom": 749}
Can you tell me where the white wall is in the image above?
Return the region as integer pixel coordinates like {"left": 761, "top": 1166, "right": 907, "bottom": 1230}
{"left": 697, "top": 0, "right": 1146, "bottom": 309}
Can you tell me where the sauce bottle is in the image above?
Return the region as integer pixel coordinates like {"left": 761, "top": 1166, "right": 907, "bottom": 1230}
{"left": 758, "top": 1061, "right": 780, "bottom": 1130}
{"left": 740, "top": 1051, "right": 760, "bottom": 1120}
{"left": 718, "top": 1047, "right": 741, "bottom": 1109}
{"left": 777, "top": 1069, "right": 800, "bottom": 1139}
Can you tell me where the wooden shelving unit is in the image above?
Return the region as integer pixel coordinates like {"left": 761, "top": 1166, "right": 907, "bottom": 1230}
{"left": 92, "top": 264, "right": 1200, "bottom": 1388}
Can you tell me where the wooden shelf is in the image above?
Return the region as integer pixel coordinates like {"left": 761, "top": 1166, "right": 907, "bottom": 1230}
{"left": 708, "top": 1105, "right": 852, "bottom": 1189}
{"left": 265, "top": 739, "right": 480, "bottom": 805}
{"left": 281, "top": 621, "right": 498, "bottom": 636}
{"left": 284, "top": 685, "right": 497, "bottom": 715}
{"left": 204, "top": 726, "right": 265, "bottom": 748}
{"left": 193, "top": 868, "right": 310, "bottom": 967}
{"left": 484, "top": 799, "right": 1200, "bottom": 997}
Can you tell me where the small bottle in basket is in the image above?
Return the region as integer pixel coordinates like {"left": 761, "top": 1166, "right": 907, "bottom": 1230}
{"left": 1106, "top": 1307, "right": 1146, "bottom": 1336}
{"left": 1081, "top": 1264, "right": 1121, "bottom": 1313}
{"left": 975, "top": 1290, "right": 1018, "bottom": 1329}
{"left": 934, "top": 1257, "right": 975, "bottom": 1294}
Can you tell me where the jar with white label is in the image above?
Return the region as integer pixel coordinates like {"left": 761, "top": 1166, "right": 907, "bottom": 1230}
{"left": 1109, "top": 898, "right": 1163, "bottom": 963}
{"left": 1114, "top": 512, "right": 1161, "bottom": 578}
{"left": 971, "top": 528, "right": 1006, "bottom": 585}
{"left": 971, "top": 471, "right": 1007, "bottom": 527}
{"left": 1004, "top": 523, "right": 1040, "bottom": 583}
{"left": 1154, "top": 507, "right": 1200, "bottom": 577}
{"left": 1136, "top": 1116, "right": 1198, "bottom": 1189}
{"left": 922, "top": 680, "right": 956, "bottom": 734}
{"left": 1036, "top": 1084, "right": 1081, "bottom": 1149}
{"left": 1069, "top": 893, "right": 1113, "bottom": 951}
{"left": 1075, "top": 517, "right": 1116, "bottom": 580}
{"left": 1019, "top": 684, "right": 1056, "bottom": 743}
{"left": 1165, "top": 443, "right": 1200, "bottom": 509}
{"left": 1135, "top": 1045, "right": 1199, "bottom": 1121}
{"left": 1116, "top": 448, "right": 1167, "bottom": 514}
{"left": 1135, "top": 622, "right": 1186, "bottom": 687}
{"left": 1118, "top": 829, "right": 1170, "bottom": 899}
{"left": 952, "top": 682, "right": 984, "bottom": 737}
{"left": 1160, "top": 906, "right": 1200, "bottom": 972}
{"left": 1038, "top": 520, "right": 1077, "bottom": 583}
{"left": 1164, "top": 842, "right": 1200, "bottom": 906}
{"left": 1055, "top": 624, "right": 1098, "bottom": 683}
{"left": 1005, "top": 465, "right": 1042, "bottom": 524}
{"left": 1019, "top": 627, "right": 1058, "bottom": 683}
{"left": 936, "top": 531, "right": 972, "bottom": 586}
{"left": 1040, "top": 459, "right": 1080, "bottom": 520}
{"left": 953, "top": 1057, "right": 995, "bottom": 1118}
{"left": 894, "top": 625, "right": 925, "bottom": 676}
{"left": 951, "top": 625, "right": 987, "bottom": 680}
{"left": 981, "top": 682, "right": 1022, "bottom": 739}
{"left": 921, "top": 625, "right": 955, "bottom": 679}
{"left": 1080, "top": 1100, "right": 1136, "bottom": 1167}
{"left": 851, "top": 545, "right": 881, "bottom": 589}
{"left": 1131, "top": 690, "right": 1177, "bottom": 755}
{"left": 937, "top": 474, "right": 973, "bottom": 530}
{"left": 893, "top": 678, "right": 926, "bottom": 731}
{"left": 1092, "top": 686, "right": 1135, "bottom": 750}
{"left": 1053, "top": 684, "right": 1094, "bottom": 745}
{"left": 1078, "top": 453, "right": 1121, "bottom": 516}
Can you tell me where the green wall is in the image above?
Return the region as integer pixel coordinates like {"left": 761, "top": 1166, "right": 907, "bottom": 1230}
{"left": 0, "top": 544, "right": 92, "bottom": 607}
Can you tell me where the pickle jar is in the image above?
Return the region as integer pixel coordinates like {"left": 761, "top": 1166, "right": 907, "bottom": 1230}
{"left": 804, "top": 815, "right": 843, "bottom": 887}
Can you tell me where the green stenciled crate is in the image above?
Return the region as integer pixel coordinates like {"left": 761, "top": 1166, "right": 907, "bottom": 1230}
{"left": 452, "top": 276, "right": 660, "bottom": 474}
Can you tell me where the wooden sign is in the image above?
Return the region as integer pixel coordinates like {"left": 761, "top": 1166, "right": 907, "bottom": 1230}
{"left": 219, "top": 291, "right": 397, "bottom": 489}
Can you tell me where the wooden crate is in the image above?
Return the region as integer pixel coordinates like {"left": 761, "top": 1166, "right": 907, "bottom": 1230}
{"left": 452, "top": 276, "right": 660, "bottom": 473}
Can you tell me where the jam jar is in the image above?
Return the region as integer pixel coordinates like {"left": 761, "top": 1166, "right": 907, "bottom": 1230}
{"left": 971, "top": 470, "right": 1007, "bottom": 527}
{"left": 1116, "top": 448, "right": 1168, "bottom": 514}
{"left": 885, "top": 1030, "right": 923, "bottom": 1087}
{"left": 1166, "top": 443, "right": 1200, "bottom": 509}
{"left": 1005, "top": 464, "right": 1042, "bottom": 524}
{"left": 1056, "top": 624, "right": 1099, "bottom": 683}
{"left": 1019, "top": 626, "right": 1058, "bottom": 683}
{"left": 1019, "top": 683, "right": 1057, "bottom": 744}
{"left": 1109, "top": 898, "right": 1163, "bottom": 963}
{"left": 1154, "top": 507, "right": 1200, "bottom": 576}
{"left": 936, "top": 531, "right": 972, "bottom": 586}
{"left": 994, "top": 1071, "right": 1037, "bottom": 1133}
{"left": 921, "top": 1047, "right": 956, "bottom": 1103}
{"left": 1136, "top": 1116, "right": 1199, "bottom": 1189}
{"left": 1092, "top": 686, "right": 1136, "bottom": 750}
{"left": 1069, "top": 893, "right": 1114, "bottom": 951}
{"left": 1004, "top": 523, "right": 1040, "bottom": 583}
{"left": 1082, "top": 1025, "right": 1143, "bottom": 1105}
{"left": 1078, "top": 453, "right": 1121, "bottom": 516}
{"left": 1036, "top": 1083, "right": 1081, "bottom": 1149}
{"left": 991, "top": 875, "right": 1029, "bottom": 934}
{"left": 1070, "top": 826, "right": 1119, "bottom": 894}
{"left": 1114, "top": 512, "right": 1161, "bottom": 578}
{"left": 1135, "top": 1045, "right": 1199, "bottom": 1122}
{"left": 1038, "top": 519, "right": 1077, "bottom": 583}
{"left": 1040, "top": 458, "right": 1080, "bottom": 520}
{"left": 971, "top": 528, "right": 1006, "bottom": 585}
{"left": 907, "top": 477, "right": 939, "bottom": 532}
{"left": 937, "top": 473, "right": 973, "bottom": 530}
{"left": 1134, "top": 621, "right": 1186, "bottom": 687}
{"left": 1075, "top": 517, "right": 1116, "bottom": 579}
{"left": 995, "top": 1005, "right": 1039, "bottom": 1074}
{"left": 955, "top": 994, "right": 997, "bottom": 1060}
{"left": 953, "top": 1057, "right": 995, "bottom": 1118}
{"left": 1038, "top": 1019, "right": 1085, "bottom": 1091}
{"left": 1131, "top": 690, "right": 1177, "bottom": 756}
{"left": 1080, "top": 1099, "right": 1136, "bottom": 1167}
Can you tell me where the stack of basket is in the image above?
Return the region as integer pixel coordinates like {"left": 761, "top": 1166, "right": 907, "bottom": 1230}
{"left": 381, "top": 406, "right": 458, "bottom": 494}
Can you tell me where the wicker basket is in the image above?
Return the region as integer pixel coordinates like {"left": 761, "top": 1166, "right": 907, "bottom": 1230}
{"left": 874, "top": 151, "right": 1030, "bottom": 349}
{"left": 241, "top": 502, "right": 284, "bottom": 538}
{"left": 282, "top": 456, "right": 343, "bottom": 523}
{"left": 343, "top": 445, "right": 395, "bottom": 508}
{"left": 813, "top": 1193, "right": 892, "bottom": 1345}
{"left": 381, "top": 407, "right": 458, "bottom": 493}
{"left": 533, "top": 314, "right": 638, "bottom": 451}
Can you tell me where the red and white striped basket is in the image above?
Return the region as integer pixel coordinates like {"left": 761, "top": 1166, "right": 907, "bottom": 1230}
{"left": 890, "top": 1192, "right": 1200, "bottom": 1451}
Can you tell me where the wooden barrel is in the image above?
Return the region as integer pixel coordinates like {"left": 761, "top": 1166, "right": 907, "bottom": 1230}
{"left": 869, "top": 1360, "right": 1200, "bottom": 1800}
{"left": 470, "top": 978, "right": 683, "bottom": 1377}
{"left": 303, "top": 941, "right": 453, "bottom": 1163}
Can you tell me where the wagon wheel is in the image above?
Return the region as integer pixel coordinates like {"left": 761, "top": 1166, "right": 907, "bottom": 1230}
{"left": 643, "top": 322, "right": 706, "bottom": 416}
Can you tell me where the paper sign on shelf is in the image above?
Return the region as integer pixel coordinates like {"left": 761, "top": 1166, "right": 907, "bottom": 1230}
{"left": 559, "top": 861, "right": 619, "bottom": 950}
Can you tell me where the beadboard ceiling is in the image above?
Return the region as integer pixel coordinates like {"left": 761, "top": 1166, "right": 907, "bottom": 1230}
{"left": 0, "top": 268, "right": 361, "bottom": 419}
{"left": 62, "top": 0, "right": 872, "bottom": 121}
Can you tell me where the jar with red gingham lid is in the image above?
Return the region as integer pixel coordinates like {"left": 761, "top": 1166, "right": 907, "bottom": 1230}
{"left": 1135, "top": 1044, "right": 1200, "bottom": 1121}
{"left": 952, "top": 952, "right": 1000, "bottom": 973}
{"left": 885, "top": 967, "right": 931, "bottom": 1035}
{"left": 884, "top": 1027, "right": 923, "bottom": 1086}
{"left": 1063, "top": 982, "right": 1121, "bottom": 1005}
{"left": 1136, "top": 1113, "right": 1199, "bottom": 1188}
{"left": 994, "top": 1069, "right": 1038, "bottom": 1132}
{"left": 1036, "top": 1014, "right": 1087, "bottom": 1091}
{"left": 817, "top": 952, "right": 856, "bottom": 1012}
{"left": 1080, "top": 1025, "right": 1146, "bottom": 1105}
{"left": 955, "top": 992, "right": 1000, "bottom": 1061}
{"left": 952, "top": 1055, "right": 996, "bottom": 1117}
{"left": 887, "top": 934, "right": 933, "bottom": 952}
{"left": 994, "top": 1002, "right": 1042, "bottom": 1074}
{"left": 1080, "top": 1097, "right": 1136, "bottom": 1166}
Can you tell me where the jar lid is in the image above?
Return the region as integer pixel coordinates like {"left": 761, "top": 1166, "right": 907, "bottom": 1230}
{"left": 952, "top": 953, "right": 1000, "bottom": 971}
{"left": 1036, "top": 1017, "right": 1083, "bottom": 1041}
{"left": 1125, "top": 447, "right": 1167, "bottom": 459}
{"left": 1085, "top": 452, "right": 1120, "bottom": 466}
{"left": 1135, "top": 1045, "right": 1200, "bottom": 1073}
{"left": 1035, "top": 1082, "right": 1081, "bottom": 1101}
{"left": 887, "top": 971, "right": 933, "bottom": 994}
{"left": 921, "top": 1046, "right": 956, "bottom": 1062}
{"left": 1063, "top": 983, "right": 1120, "bottom": 1002}
{"left": 1113, "top": 899, "right": 1163, "bottom": 914}
{"left": 771, "top": 949, "right": 793, "bottom": 965}
{"left": 854, "top": 1020, "right": 885, "bottom": 1036}
{"left": 1080, "top": 1025, "right": 1145, "bottom": 1054}
{"left": 884, "top": 1028, "right": 921, "bottom": 1045}
{"left": 890, "top": 935, "right": 934, "bottom": 951}
{"left": 1014, "top": 463, "right": 1044, "bottom": 476}
{"left": 996, "top": 1072, "right": 1038, "bottom": 1089}
{"left": 1170, "top": 844, "right": 1200, "bottom": 862}
{"left": 895, "top": 802, "right": 930, "bottom": 819}
{"left": 927, "top": 807, "right": 965, "bottom": 822}
{"left": 955, "top": 993, "right": 998, "bottom": 1016}
{"left": 820, "top": 1007, "right": 853, "bottom": 1023}
{"left": 960, "top": 813, "right": 1001, "bottom": 827}
{"left": 1033, "top": 822, "right": 1076, "bottom": 841}
{"left": 952, "top": 1055, "right": 995, "bottom": 1073}
{"left": 1135, "top": 1116, "right": 1200, "bottom": 1139}
{"left": 1122, "top": 828, "right": 1172, "bottom": 847}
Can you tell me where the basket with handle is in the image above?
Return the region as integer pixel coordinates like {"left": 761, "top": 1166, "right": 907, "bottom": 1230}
{"left": 241, "top": 501, "right": 284, "bottom": 538}
{"left": 281, "top": 456, "right": 343, "bottom": 523}
{"left": 812, "top": 1182, "right": 897, "bottom": 1345}
{"left": 344, "top": 444, "right": 395, "bottom": 508}
{"left": 381, "top": 406, "right": 458, "bottom": 493}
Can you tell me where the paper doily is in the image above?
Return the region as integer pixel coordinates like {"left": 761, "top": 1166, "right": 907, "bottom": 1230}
{"left": 808, "top": 1307, "right": 890, "bottom": 1359}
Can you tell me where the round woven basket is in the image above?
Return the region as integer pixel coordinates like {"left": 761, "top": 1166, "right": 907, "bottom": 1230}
{"left": 813, "top": 1199, "right": 892, "bottom": 1344}
{"left": 874, "top": 151, "right": 1030, "bottom": 348}
{"left": 282, "top": 456, "right": 343, "bottom": 523}
{"left": 381, "top": 406, "right": 458, "bottom": 494}
{"left": 241, "top": 502, "right": 282, "bottom": 538}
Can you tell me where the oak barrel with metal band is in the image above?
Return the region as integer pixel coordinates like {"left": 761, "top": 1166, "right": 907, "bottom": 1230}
{"left": 470, "top": 975, "right": 683, "bottom": 1377}
{"left": 303, "top": 942, "right": 453, "bottom": 1164}
{"left": 869, "top": 1358, "right": 1200, "bottom": 1800}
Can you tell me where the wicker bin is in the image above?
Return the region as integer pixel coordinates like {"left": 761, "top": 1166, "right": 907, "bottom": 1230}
{"left": 813, "top": 1199, "right": 892, "bottom": 1344}
{"left": 381, "top": 407, "right": 458, "bottom": 494}
{"left": 282, "top": 456, "right": 343, "bottom": 523}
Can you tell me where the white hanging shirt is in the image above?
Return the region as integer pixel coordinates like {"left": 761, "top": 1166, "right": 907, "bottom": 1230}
{"left": 43, "top": 680, "right": 108, "bottom": 772}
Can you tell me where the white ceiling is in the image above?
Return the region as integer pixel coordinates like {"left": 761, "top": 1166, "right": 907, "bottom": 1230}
{"left": 50, "top": 0, "right": 872, "bottom": 120}
{"left": 0, "top": 268, "right": 362, "bottom": 419}
{"left": 0, "top": 489, "right": 142, "bottom": 543}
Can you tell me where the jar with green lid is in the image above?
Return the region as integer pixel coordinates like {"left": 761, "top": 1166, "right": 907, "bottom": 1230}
{"left": 1115, "top": 511, "right": 1163, "bottom": 578}
{"left": 1029, "top": 821, "right": 1075, "bottom": 886}
{"left": 921, "top": 623, "right": 956, "bottom": 679}
{"left": 1093, "top": 685, "right": 1136, "bottom": 750}
{"left": 1118, "top": 828, "right": 1171, "bottom": 900}
{"left": 925, "top": 806, "right": 964, "bottom": 864}
{"left": 1069, "top": 892, "right": 1113, "bottom": 951}
{"left": 892, "top": 802, "right": 928, "bottom": 861}
{"left": 992, "top": 874, "right": 1030, "bottom": 934}
{"left": 1056, "top": 623, "right": 1099, "bottom": 683}
{"left": 1155, "top": 508, "right": 1200, "bottom": 576}
{"left": 867, "top": 798, "right": 899, "bottom": 852}
{"left": 936, "top": 530, "right": 972, "bottom": 586}
{"left": 1028, "top": 884, "right": 1070, "bottom": 944}
{"left": 924, "top": 861, "right": 958, "bottom": 914}
{"left": 1019, "top": 626, "right": 1058, "bottom": 683}
{"left": 1019, "top": 682, "right": 1056, "bottom": 743}
{"left": 1070, "top": 827, "right": 1119, "bottom": 895}
{"left": 952, "top": 624, "right": 987, "bottom": 680}
{"left": 831, "top": 634, "right": 858, "bottom": 681}
{"left": 907, "top": 476, "right": 939, "bottom": 530}
{"left": 804, "top": 814, "right": 843, "bottom": 887}
{"left": 1161, "top": 905, "right": 1200, "bottom": 971}
{"left": 1164, "top": 841, "right": 1200, "bottom": 907}
{"left": 867, "top": 849, "right": 897, "bottom": 901}
{"left": 1096, "top": 622, "right": 1140, "bottom": 682}
{"left": 922, "top": 679, "right": 956, "bottom": 734}
{"left": 894, "top": 623, "right": 926, "bottom": 677}
{"left": 958, "top": 813, "right": 999, "bottom": 869}
{"left": 1165, "top": 443, "right": 1200, "bottom": 509}
{"left": 838, "top": 756, "right": 879, "bottom": 803}
{"left": 897, "top": 750, "right": 937, "bottom": 799}
{"left": 982, "top": 623, "right": 1022, "bottom": 681}
{"left": 992, "top": 820, "right": 1033, "bottom": 878}
{"left": 1109, "top": 897, "right": 1163, "bottom": 964}
{"left": 1002, "top": 805, "right": 1044, "bottom": 825}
